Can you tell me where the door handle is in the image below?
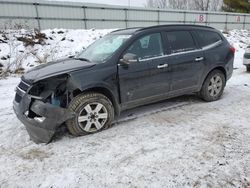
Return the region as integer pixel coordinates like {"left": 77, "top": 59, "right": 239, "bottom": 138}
{"left": 195, "top": 57, "right": 204, "bottom": 62}
{"left": 157, "top": 64, "right": 168, "bottom": 69}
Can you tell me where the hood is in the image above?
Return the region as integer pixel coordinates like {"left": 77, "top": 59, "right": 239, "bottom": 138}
{"left": 23, "top": 58, "right": 96, "bottom": 83}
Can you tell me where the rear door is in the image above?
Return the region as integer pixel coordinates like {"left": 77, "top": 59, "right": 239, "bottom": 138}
{"left": 194, "top": 29, "right": 225, "bottom": 68}
{"left": 164, "top": 30, "right": 205, "bottom": 91}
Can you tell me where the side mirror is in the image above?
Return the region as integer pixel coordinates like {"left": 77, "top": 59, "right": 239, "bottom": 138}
{"left": 120, "top": 53, "right": 138, "bottom": 65}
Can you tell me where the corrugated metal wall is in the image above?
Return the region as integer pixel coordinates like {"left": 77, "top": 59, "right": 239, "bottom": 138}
{"left": 1, "top": 0, "right": 250, "bottom": 30}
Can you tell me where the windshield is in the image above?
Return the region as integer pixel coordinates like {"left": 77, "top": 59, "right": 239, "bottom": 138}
{"left": 77, "top": 34, "right": 131, "bottom": 63}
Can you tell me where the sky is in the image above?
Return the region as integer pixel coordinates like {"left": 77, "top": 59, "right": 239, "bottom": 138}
{"left": 50, "top": 0, "right": 146, "bottom": 7}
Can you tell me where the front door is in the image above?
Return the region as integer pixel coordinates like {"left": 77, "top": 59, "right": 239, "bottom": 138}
{"left": 118, "top": 32, "right": 171, "bottom": 106}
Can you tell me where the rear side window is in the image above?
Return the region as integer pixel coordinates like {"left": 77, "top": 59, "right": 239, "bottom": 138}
{"left": 196, "top": 30, "right": 222, "bottom": 48}
{"left": 166, "top": 31, "right": 196, "bottom": 53}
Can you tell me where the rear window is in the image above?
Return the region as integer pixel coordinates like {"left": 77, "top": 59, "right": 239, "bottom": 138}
{"left": 196, "top": 30, "right": 222, "bottom": 48}
{"left": 166, "top": 31, "right": 196, "bottom": 53}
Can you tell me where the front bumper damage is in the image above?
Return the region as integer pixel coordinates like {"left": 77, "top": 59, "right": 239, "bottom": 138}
{"left": 13, "top": 93, "right": 74, "bottom": 144}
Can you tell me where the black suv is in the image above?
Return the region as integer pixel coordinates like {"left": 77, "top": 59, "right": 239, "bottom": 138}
{"left": 13, "top": 25, "right": 235, "bottom": 143}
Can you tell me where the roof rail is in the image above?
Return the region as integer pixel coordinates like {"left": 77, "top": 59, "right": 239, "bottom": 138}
{"left": 137, "top": 24, "right": 214, "bottom": 31}
{"left": 110, "top": 24, "right": 214, "bottom": 34}
{"left": 111, "top": 27, "right": 142, "bottom": 33}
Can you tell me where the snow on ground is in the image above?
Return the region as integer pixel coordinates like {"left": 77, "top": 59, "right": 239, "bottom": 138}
{"left": 0, "top": 30, "right": 250, "bottom": 188}
{"left": 0, "top": 29, "right": 113, "bottom": 73}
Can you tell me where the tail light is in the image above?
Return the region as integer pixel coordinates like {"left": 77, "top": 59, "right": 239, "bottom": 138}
{"left": 230, "top": 46, "right": 236, "bottom": 54}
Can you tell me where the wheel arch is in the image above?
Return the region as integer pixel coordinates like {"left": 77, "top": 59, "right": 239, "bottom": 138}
{"left": 203, "top": 66, "right": 226, "bottom": 84}
{"left": 198, "top": 66, "right": 227, "bottom": 101}
{"left": 213, "top": 66, "right": 227, "bottom": 80}
{"left": 72, "top": 86, "right": 120, "bottom": 116}
{"left": 199, "top": 66, "right": 227, "bottom": 92}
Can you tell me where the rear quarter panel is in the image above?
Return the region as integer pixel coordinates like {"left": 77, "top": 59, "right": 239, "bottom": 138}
{"left": 199, "top": 40, "right": 234, "bottom": 89}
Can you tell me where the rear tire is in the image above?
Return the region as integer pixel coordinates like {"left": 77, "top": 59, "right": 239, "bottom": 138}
{"left": 247, "top": 65, "right": 250, "bottom": 72}
{"left": 66, "top": 92, "right": 114, "bottom": 136}
{"left": 199, "top": 70, "right": 226, "bottom": 102}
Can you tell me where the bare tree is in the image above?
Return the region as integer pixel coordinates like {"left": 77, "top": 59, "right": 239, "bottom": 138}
{"left": 145, "top": 0, "right": 168, "bottom": 8}
{"left": 189, "top": 0, "right": 222, "bottom": 11}
{"left": 157, "top": 0, "right": 168, "bottom": 8}
{"left": 210, "top": 0, "right": 223, "bottom": 11}
{"left": 145, "top": 0, "right": 222, "bottom": 11}
{"left": 145, "top": 0, "right": 157, "bottom": 8}
{"left": 169, "top": 0, "right": 188, "bottom": 10}
{"left": 191, "top": 0, "right": 210, "bottom": 11}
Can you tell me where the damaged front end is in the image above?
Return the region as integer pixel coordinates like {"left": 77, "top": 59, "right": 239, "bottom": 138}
{"left": 13, "top": 75, "right": 75, "bottom": 144}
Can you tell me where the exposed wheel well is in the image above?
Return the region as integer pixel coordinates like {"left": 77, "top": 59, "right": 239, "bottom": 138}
{"left": 72, "top": 87, "right": 119, "bottom": 116}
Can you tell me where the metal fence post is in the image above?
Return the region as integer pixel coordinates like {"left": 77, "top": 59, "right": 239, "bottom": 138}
{"left": 157, "top": 9, "right": 160, "bottom": 25}
{"left": 225, "top": 14, "right": 228, "bottom": 31}
{"left": 124, "top": 8, "right": 128, "bottom": 28}
{"left": 243, "top": 15, "right": 246, "bottom": 30}
{"left": 82, "top": 6, "right": 87, "bottom": 29}
{"left": 205, "top": 12, "right": 208, "bottom": 26}
{"left": 34, "top": 2, "right": 41, "bottom": 31}
{"left": 183, "top": 11, "right": 186, "bottom": 24}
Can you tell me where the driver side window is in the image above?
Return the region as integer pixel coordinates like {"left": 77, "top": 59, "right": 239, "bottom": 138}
{"left": 125, "top": 33, "right": 164, "bottom": 61}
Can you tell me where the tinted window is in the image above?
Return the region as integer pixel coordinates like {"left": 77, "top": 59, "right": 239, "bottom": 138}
{"left": 166, "top": 31, "right": 196, "bottom": 53}
{"left": 196, "top": 30, "right": 222, "bottom": 47}
{"left": 126, "top": 33, "right": 163, "bottom": 60}
{"left": 78, "top": 34, "right": 131, "bottom": 63}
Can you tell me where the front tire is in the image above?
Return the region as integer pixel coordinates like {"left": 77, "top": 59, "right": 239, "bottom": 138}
{"left": 66, "top": 92, "right": 114, "bottom": 136}
{"left": 199, "top": 70, "right": 226, "bottom": 102}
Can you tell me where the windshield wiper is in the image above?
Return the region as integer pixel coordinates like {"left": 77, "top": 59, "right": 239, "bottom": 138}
{"left": 73, "top": 57, "right": 91, "bottom": 62}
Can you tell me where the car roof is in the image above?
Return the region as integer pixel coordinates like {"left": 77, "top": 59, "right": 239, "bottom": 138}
{"left": 111, "top": 24, "right": 215, "bottom": 35}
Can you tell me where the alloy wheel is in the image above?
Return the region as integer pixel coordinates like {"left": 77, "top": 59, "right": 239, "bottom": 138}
{"left": 208, "top": 75, "right": 223, "bottom": 97}
{"left": 77, "top": 102, "right": 108, "bottom": 132}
